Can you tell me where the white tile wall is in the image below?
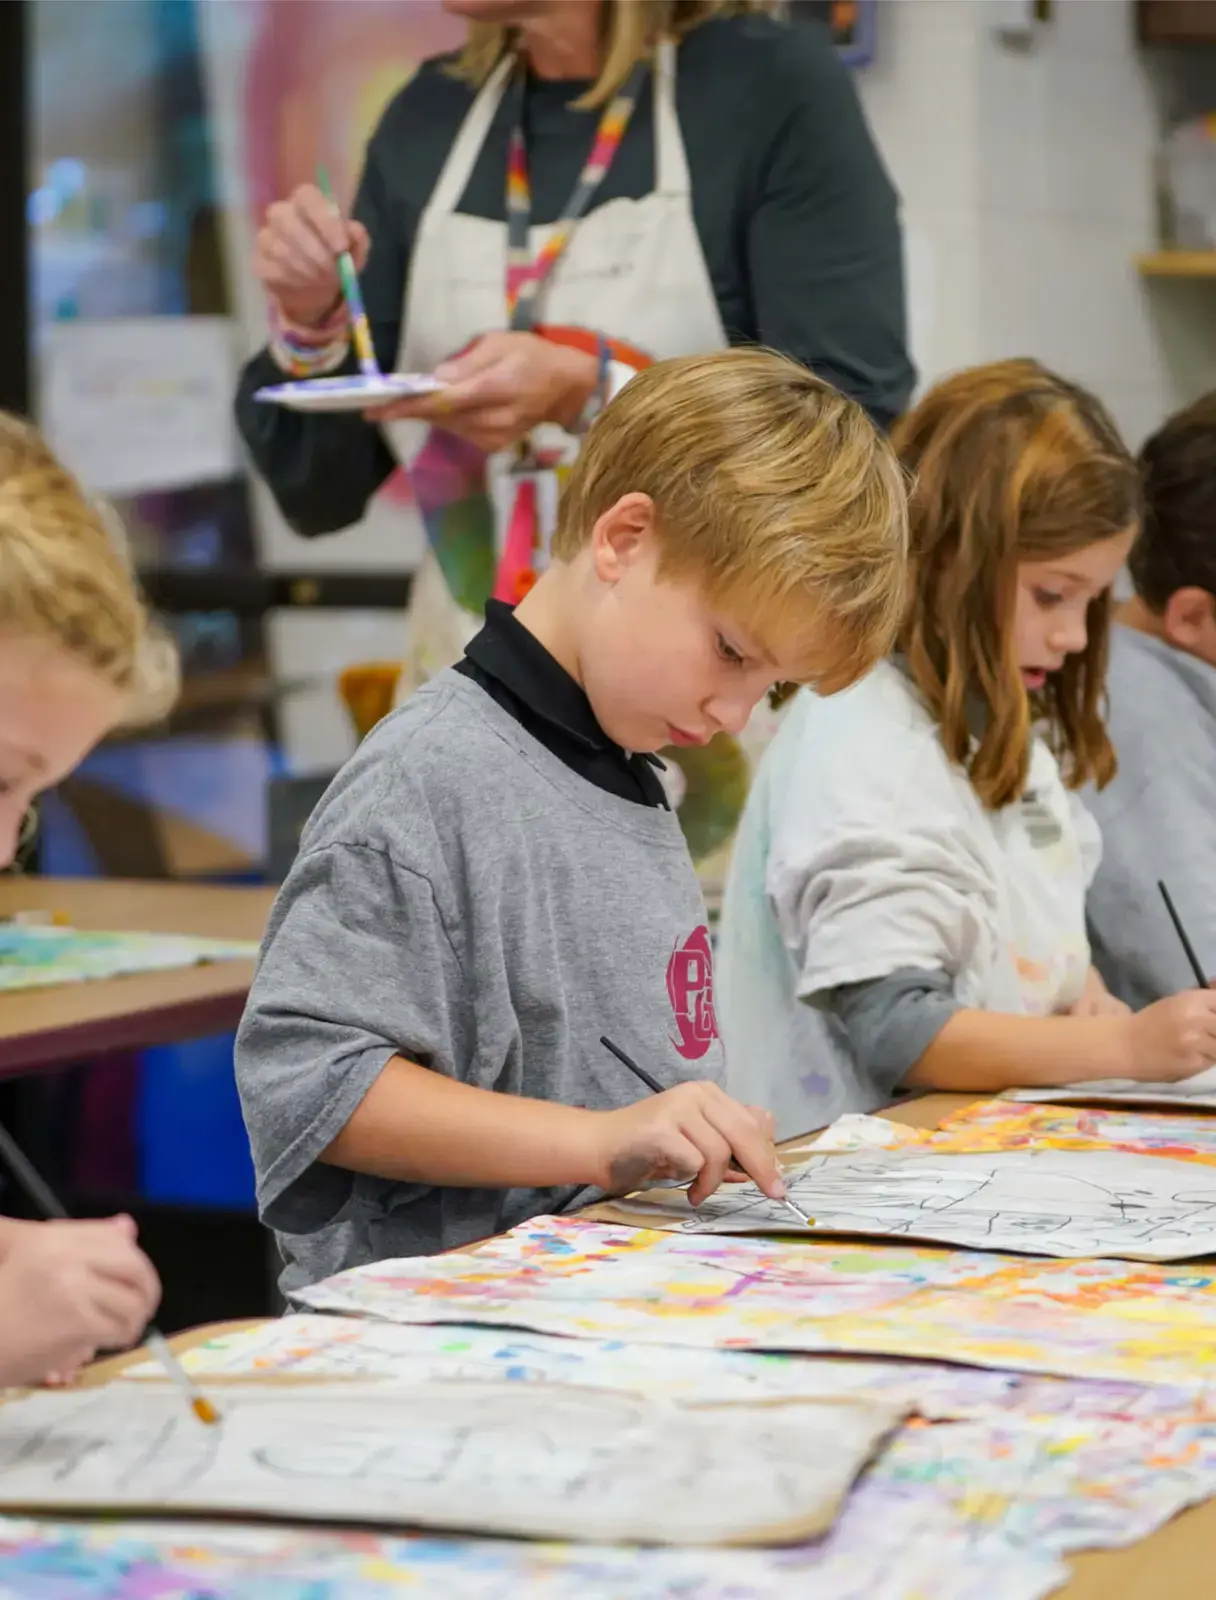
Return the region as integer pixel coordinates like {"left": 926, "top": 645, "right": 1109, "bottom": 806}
{"left": 860, "top": 0, "right": 1216, "bottom": 444}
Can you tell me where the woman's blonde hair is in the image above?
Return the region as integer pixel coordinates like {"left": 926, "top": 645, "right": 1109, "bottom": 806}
{"left": 555, "top": 348, "right": 909, "bottom": 691}
{"left": 456, "top": 1, "right": 781, "bottom": 107}
{"left": 894, "top": 360, "right": 1141, "bottom": 810}
{"left": 0, "top": 413, "right": 178, "bottom": 728}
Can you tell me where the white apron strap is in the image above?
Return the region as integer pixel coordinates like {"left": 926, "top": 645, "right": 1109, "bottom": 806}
{"left": 654, "top": 38, "right": 691, "bottom": 198}
{"left": 423, "top": 53, "right": 516, "bottom": 221}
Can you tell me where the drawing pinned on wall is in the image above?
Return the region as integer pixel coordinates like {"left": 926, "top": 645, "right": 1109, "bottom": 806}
{"left": 294, "top": 1214, "right": 1216, "bottom": 1388}
{"left": 0, "top": 1381, "right": 906, "bottom": 1546}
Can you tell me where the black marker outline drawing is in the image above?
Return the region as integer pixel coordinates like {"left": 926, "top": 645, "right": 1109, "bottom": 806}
{"left": 660, "top": 1150, "right": 1216, "bottom": 1261}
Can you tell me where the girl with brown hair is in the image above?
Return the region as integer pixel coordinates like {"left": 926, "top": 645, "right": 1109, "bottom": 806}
{"left": 717, "top": 359, "right": 1216, "bottom": 1139}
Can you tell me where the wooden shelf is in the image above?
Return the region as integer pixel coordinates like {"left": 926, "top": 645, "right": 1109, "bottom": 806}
{"left": 1136, "top": 250, "right": 1216, "bottom": 278}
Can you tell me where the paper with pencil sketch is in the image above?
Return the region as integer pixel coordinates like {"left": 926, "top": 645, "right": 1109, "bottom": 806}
{"left": 1009, "top": 1066, "right": 1216, "bottom": 1110}
{"left": 0, "top": 1381, "right": 905, "bottom": 1547}
{"left": 606, "top": 1146, "right": 1216, "bottom": 1260}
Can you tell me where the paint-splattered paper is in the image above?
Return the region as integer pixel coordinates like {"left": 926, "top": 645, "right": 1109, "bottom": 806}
{"left": 294, "top": 1215, "right": 1216, "bottom": 1387}
{"left": 0, "top": 1511, "right": 1064, "bottom": 1600}
{"left": 0, "top": 925, "right": 257, "bottom": 990}
{"left": 122, "top": 1314, "right": 1022, "bottom": 1413}
{"left": 6, "top": 1403, "right": 1216, "bottom": 1600}
{"left": 120, "top": 1314, "right": 1216, "bottom": 1425}
{"left": 926, "top": 1098, "right": 1216, "bottom": 1162}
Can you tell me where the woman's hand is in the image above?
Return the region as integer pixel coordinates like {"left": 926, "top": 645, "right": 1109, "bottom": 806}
{"left": 366, "top": 332, "right": 600, "bottom": 452}
{"left": 1068, "top": 966, "right": 1131, "bottom": 1019}
{"left": 253, "top": 183, "right": 369, "bottom": 330}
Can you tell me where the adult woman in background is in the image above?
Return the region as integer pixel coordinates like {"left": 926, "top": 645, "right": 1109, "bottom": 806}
{"left": 234, "top": 0, "right": 912, "bottom": 855}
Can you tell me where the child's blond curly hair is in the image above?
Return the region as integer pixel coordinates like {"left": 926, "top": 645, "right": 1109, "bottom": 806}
{"left": 0, "top": 414, "right": 178, "bottom": 728}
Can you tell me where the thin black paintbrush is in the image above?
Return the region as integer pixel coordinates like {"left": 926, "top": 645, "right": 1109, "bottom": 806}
{"left": 1158, "top": 880, "right": 1209, "bottom": 990}
{"left": 598, "top": 1035, "right": 813, "bottom": 1227}
{"left": 0, "top": 1117, "right": 220, "bottom": 1425}
{"left": 599, "top": 1033, "right": 665, "bottom": 1094}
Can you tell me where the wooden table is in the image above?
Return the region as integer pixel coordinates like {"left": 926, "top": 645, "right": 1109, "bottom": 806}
{"left": 71, "top": 1092, "right": 1216, "bottom": 1594}
{"left": 0, "top": 878, "right": 275, "bottom": 1076}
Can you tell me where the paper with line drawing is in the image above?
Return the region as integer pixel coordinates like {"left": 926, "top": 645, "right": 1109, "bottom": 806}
{"left": 612, "top": 1147, "right": 1216, "bottom": 1260}
{"left": 0, "top": 1381, "right": 905, "bottom": 1546}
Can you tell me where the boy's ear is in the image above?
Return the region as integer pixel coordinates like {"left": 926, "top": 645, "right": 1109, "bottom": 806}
{"left": 590, "top": 494, "right": 656, "bottom": 583}
{"left": 1162, "top": 586, "right": 1216, "bottom": 653}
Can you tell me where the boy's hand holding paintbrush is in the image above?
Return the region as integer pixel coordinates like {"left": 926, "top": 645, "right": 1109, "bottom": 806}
{"left": 593, "top": 1077, "right": 784, "bottom": 1208}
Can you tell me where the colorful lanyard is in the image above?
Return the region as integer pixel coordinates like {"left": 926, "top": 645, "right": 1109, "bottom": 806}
{"left": 493, "top": 57, "right": 649, "bottom": 606}
{"left": 504, "top": 57, "right": 650, "bottom": 331}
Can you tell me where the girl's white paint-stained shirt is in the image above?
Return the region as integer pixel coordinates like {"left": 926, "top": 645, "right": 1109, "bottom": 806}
{"left": 716, "top": 661, "right": 1101, "bottom": 1139}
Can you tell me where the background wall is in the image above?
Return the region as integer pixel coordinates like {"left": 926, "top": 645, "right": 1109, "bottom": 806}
{"left": 860, "top": 0, "right": 1216, "bottom": 447}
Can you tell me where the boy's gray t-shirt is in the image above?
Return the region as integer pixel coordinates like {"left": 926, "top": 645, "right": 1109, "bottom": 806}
{"left": 1085, "top": 624, "right": 1216, "bottom": 1008}
{"left": 235, "top": 670, "right": 723, "bottom": 1295}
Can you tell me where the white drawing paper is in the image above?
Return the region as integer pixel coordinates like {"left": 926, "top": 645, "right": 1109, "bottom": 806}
{"left": 0, "top": 1381, "right": 905, "bottom": 1546}
{"left": 1009, "top": 1069, "right": 1216, "bottom": 1111}
{"left": 615, "top": 1147, "right": 1216, "bottom": 1260}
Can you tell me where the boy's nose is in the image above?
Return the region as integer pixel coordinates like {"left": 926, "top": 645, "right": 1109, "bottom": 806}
{"left": 707, "top": 693, "right": 754, "bottom": 738}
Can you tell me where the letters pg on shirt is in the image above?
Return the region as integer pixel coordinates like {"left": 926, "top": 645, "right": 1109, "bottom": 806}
{"left": 667, "top": 926, "right": 719, "bottom": 1061}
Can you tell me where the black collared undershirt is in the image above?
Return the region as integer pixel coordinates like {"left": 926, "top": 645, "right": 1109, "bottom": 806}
{"left": 455, "top": 600, "right": 668, "bottom": 809}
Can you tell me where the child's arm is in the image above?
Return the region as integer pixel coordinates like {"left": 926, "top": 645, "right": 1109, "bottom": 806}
{"left": 322, "top": 1054, "right": 786, "bottom": 1206}
{"left": 0, "top": 1216, "right": 161, "bottom": 1386}
{"left": 905, "top": 988, "right": 1216, "bottom": 1091}
{"left": 1067, "top": 966, "right": 1130, "bottom": 1018}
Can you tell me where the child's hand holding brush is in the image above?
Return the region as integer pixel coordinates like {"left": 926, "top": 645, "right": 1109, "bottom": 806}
{"left": 0, "top": 1215, "right": 160, "bottom": 1387}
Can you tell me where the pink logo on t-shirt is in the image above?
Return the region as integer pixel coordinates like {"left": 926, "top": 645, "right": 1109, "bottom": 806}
{"left": 667, "top": 925, "right": 718, "bottom": 1061}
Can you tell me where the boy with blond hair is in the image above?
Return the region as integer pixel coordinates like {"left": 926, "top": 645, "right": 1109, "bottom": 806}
{"left": 235, "top": 348, "right": 907, "bottom": 1291}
